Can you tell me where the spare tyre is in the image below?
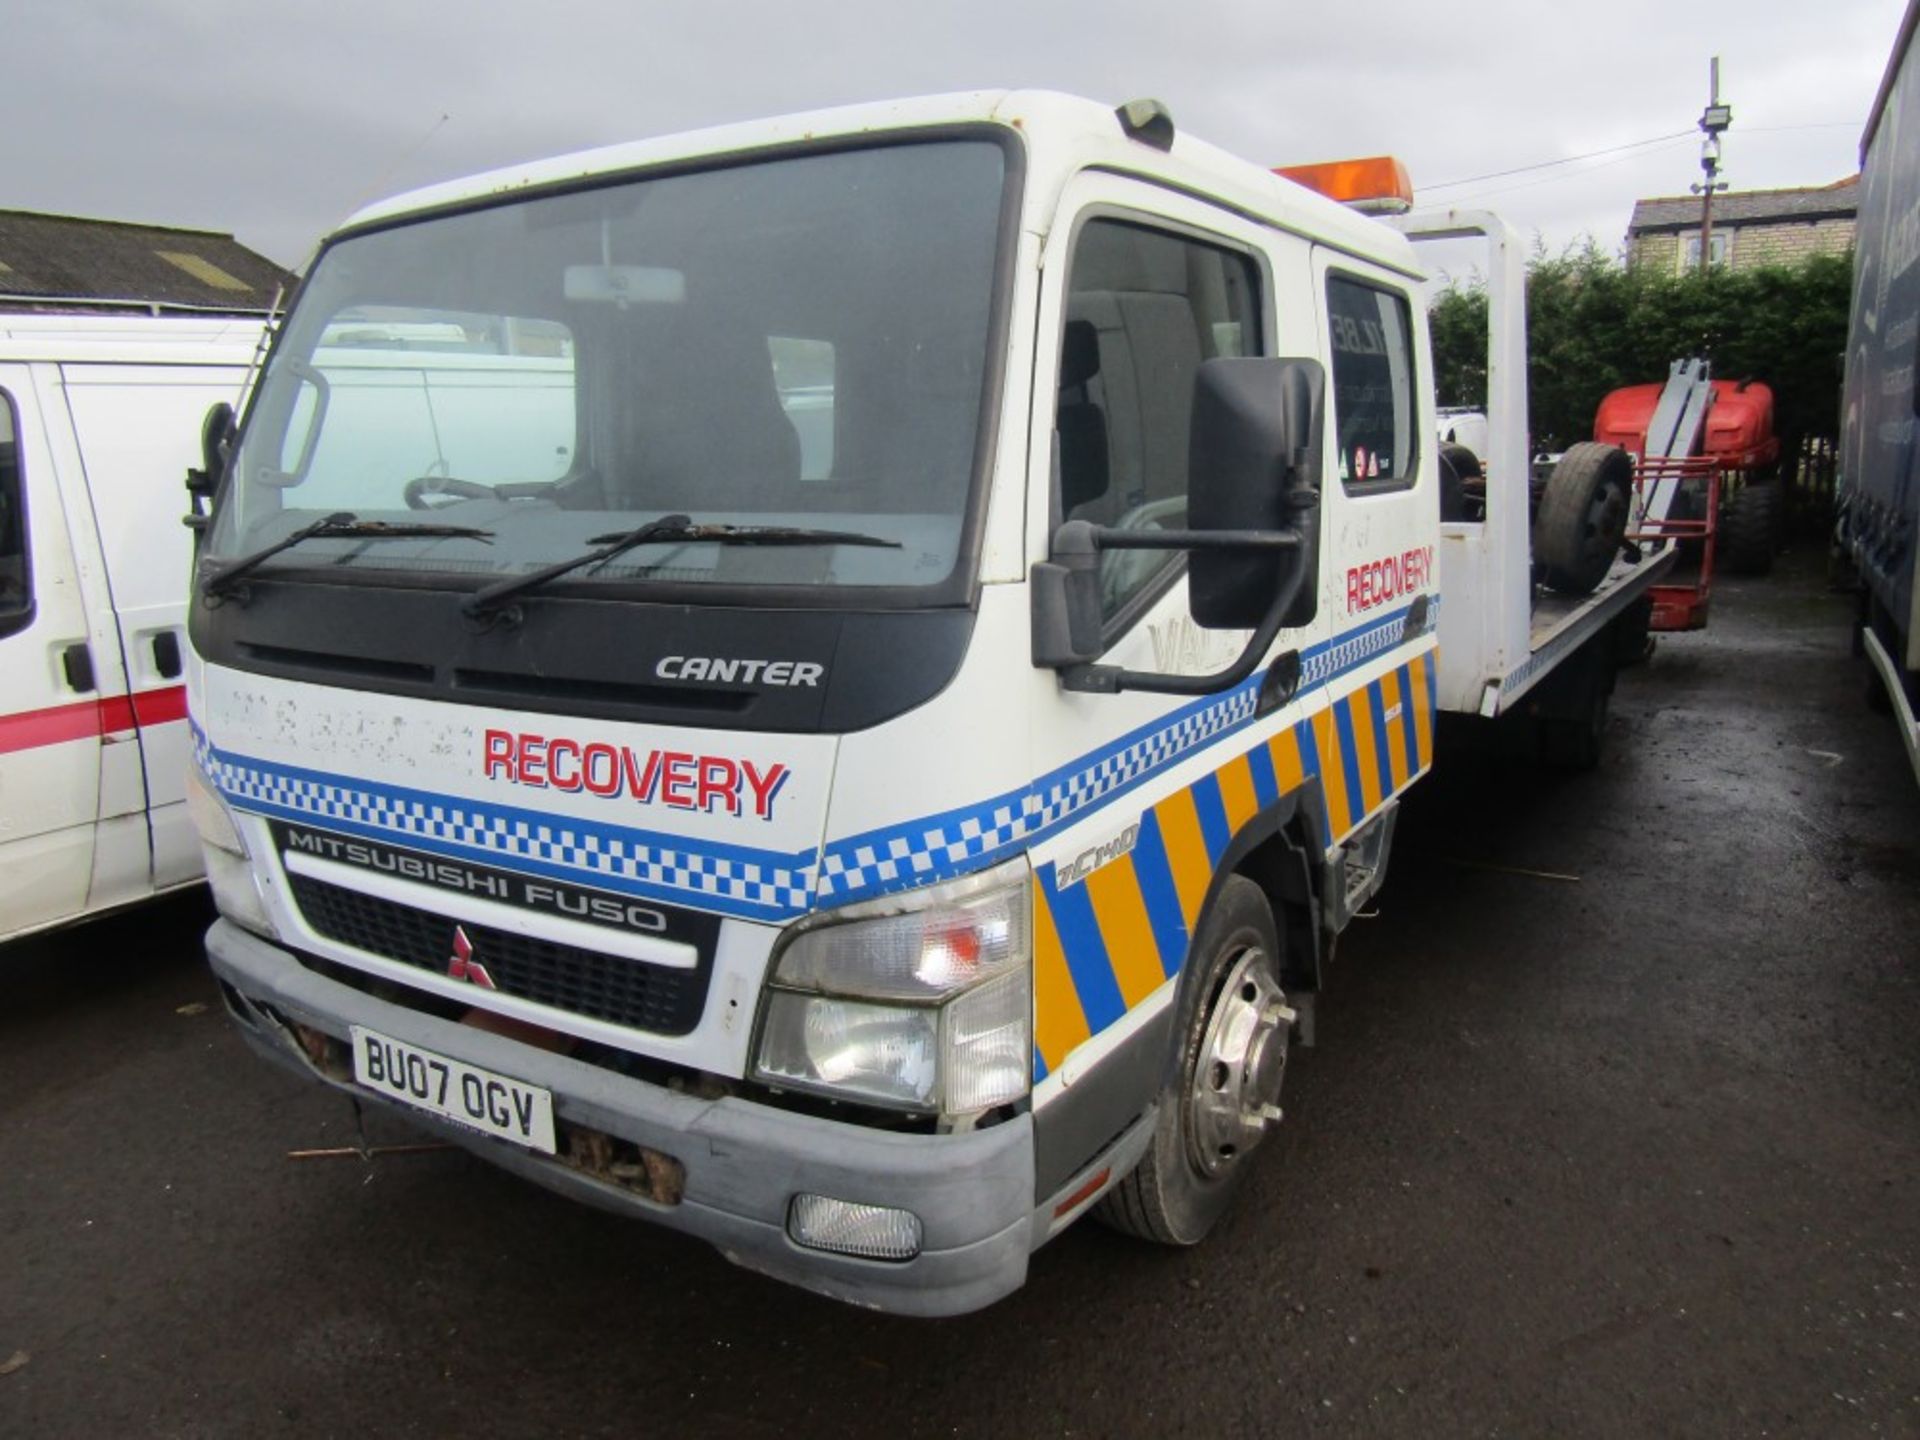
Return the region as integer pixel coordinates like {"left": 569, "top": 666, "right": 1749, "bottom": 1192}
{"left": 1533, "top": 442, "right": 1633, "bottom": 596}
{"left": 1722, "top": 480, "right": 1779, "bottom": 576}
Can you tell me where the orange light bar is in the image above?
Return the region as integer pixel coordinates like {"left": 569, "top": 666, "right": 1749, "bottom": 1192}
{"left": 1274, "top": 156, "right": 1414, "bottom": 215}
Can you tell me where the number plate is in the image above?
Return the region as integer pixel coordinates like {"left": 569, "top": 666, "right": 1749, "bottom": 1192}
{"left": 349, "top": 1026, "right": 557, "bottom": 1155}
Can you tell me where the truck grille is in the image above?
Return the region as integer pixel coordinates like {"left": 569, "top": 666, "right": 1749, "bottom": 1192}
{"left": 285, "top": 873, "right": 707, "bottom": 1036}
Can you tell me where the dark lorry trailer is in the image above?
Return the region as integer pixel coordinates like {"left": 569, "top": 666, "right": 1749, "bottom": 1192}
{"left": 1840, "top": 0, "right": 1920, "bottom": 783}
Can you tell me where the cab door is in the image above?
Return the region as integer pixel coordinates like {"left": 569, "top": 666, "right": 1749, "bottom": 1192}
{"left": 1308, "top": 247, "right": 1434, "bottom": 626}
{"left": 1305, "top": 245, "right": 1440, "bottom": 834}
{"left": 1020, "top": 173, "right": 1343, "bottom": 1099}
{"left": 0, "top": 365, "right": 105, "bottom": 940}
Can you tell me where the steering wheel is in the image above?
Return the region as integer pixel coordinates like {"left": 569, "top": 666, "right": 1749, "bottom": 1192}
{"left": 1102, "top": 495, "right": 1188, "bottom": 609}
{"left": 403, "top": 475, "right": 500, "bottom": 510}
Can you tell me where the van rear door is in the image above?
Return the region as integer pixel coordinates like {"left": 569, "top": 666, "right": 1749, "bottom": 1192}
{"left": 0, "top": 364, "right": 106, "bottom": 940}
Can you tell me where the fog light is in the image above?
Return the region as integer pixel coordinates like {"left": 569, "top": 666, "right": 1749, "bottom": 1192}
{"left": 787, "top": 1193, "right": 923, "bottom": 1261}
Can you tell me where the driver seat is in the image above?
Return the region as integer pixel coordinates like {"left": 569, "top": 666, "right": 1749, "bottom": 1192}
{"left": 1056, "top": 319, "right": 1111, "bottom": 521}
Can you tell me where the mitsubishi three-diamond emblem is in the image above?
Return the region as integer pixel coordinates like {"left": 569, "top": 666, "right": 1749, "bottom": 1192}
{"left": 446, "top": 925, "right": 497, "bottom": 989}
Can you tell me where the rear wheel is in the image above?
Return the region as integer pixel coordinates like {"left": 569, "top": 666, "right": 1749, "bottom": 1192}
{"left": 1534, "top": 635, "right": 1616, "bottom": 771}
{"left": 1722, "top": 481, "right": 1779, "bottom": 576}
{"left": 1097, "top": 877, "right": 1292, "bottom": 1246}
{"left": 1533, "top": 443, "right": 1634, "bottom": 597}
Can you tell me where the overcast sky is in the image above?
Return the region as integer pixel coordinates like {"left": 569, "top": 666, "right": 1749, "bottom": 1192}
{"left": 4, "top": 0, "right": 1901, "bottom": 276}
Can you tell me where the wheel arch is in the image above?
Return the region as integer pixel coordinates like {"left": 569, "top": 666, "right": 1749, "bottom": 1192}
{"left": 1169, "top": 779, "right": 1328, "bottom": 1033}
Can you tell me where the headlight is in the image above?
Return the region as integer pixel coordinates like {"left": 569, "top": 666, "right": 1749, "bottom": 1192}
{"left": 186, "top": 765, "right": 275, "bottom": 939}
{"left": 753, "top": 859, "right": 1031, "bottom": 1118}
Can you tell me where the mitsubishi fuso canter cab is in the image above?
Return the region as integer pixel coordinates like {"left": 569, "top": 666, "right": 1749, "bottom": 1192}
{"left": 189, "top": 91, "right": 1664, "bottom": 1313}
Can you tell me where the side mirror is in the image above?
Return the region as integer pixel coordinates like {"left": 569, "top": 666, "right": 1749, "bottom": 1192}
{"left": 1030, "top": 355, "right": 1324, "bottom": 696}
{"left": 183, "top": 400, "right": 235, "bottom": 536}
{"left": 1188, "top": 357, "right": 1323, "bottom": 629}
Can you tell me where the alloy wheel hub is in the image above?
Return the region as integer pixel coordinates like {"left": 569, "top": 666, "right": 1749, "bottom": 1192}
{"left": 1187, "top": 947, "right": 1294, "bottom": 1178}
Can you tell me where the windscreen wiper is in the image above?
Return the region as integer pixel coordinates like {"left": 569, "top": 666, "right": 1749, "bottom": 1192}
{"left": 202, "top": 512, "right": 495, "bottom": 602}
{"left": 462, "top": 516, "right": 900, "bottom": 621}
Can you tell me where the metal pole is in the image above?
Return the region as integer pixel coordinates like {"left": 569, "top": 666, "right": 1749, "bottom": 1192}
{"left": 1694, "top": 57, "right": 1732, "bottom": 274}
{"left": 1699, "top": 165, "right": 1716, "bottom": 274}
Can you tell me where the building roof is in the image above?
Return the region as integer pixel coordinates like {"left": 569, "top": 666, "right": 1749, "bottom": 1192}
{"left": 1627, "top": 177, "right": 1859, "bottom": 235}
{"left": 0, "top": 209, "right": 291, "bottom": 314}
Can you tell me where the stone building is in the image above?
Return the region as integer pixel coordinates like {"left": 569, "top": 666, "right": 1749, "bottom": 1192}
{"left": 1625, "top": 177, "right": 1858, "bottom": 273}
{"left": 0, "top": 208, "right": 290, "bottom": 315}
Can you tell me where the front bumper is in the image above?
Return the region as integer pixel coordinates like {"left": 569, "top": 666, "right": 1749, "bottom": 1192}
{"left": 206, "top": 919, "right": 1036, "bottom": 1316}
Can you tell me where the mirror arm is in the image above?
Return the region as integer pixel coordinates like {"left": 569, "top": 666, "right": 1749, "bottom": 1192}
{"left": 1092, "top": 527, "right": 1303, "bottom": 553}
{"left": 1061, "top": 522, "right": 1312, "bottom": 696}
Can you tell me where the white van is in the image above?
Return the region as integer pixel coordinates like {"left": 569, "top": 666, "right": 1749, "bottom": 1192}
{"left": 1, "top": 314, "right": 263, "bottom": 944}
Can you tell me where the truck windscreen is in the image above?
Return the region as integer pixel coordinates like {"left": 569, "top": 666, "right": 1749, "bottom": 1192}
{"left": 210, "top": 138, "right": 1008, "bottom": 599}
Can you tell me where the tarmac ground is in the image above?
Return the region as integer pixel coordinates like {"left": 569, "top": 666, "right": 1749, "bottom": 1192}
{"left": 3, "top": 544, "right": 1916, "bottom": 1437}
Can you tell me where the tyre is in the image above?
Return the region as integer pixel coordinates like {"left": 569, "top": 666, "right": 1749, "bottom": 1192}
{"left": 1438, "top": 442, "right": 1482, "bottom": 523}
{"left": 1096, "top": 876, "right": 1292, "bottom": 1246}
{"left": 1722, "top": 481, "right": 1779, "bottom": 576}
{"left": 1537, "top": 683, "right": 1610, "bottom": 770}
{"left": 1532, "top": 442, "right": 1634, "bottom": 597}
{"left": 1534, "top": 637, "right": 1615, "bottom": 771}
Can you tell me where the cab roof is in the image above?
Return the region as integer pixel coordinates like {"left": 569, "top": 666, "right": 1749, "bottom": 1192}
{"left": 342, "top": 90, "right": 1424, "bottom": 282}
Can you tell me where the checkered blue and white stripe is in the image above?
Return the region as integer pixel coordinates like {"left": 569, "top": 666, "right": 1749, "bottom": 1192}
{"left": 1302, "top": 603, "right": 1427, "bottom": 686}
{"left": 194, "top": 730, "right": 816, "bottom": 918}
{"left": 813, "top": 600, "right": 1436, "bottom": 904}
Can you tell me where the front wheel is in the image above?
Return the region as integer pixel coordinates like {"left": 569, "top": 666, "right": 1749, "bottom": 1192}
{"left": 1096, "top": 876, "right": 1293, "bottom": 1246}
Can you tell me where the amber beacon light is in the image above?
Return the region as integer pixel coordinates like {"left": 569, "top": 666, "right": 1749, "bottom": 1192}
{"left": 1274, "top": 155, "right": 1415, "bottom": 214}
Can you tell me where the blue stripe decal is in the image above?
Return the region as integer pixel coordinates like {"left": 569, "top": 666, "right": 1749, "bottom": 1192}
{"left": 1246, "top": 737, "right": 1280, "bottom": 809}
{"left": 1129, "top": 811, "right": 1191, "bottom": 978}
{"left": 1190, "top": 772, "right": 1232, "bottom": 864}
{"left": 1293, "top": 717, "right": 1333, "bottom": 847}
{"left": 1032, "top": 1046, "right": 1049, "bottom": 1083}
{"left": 1366, "top": 681, "right": 1396, "bottom": 798}
{"left": 1397, "top": 662, "right": 1421, "bottom": 768}
{"left": 1334, "top": 698, "right": 1365, "bottom": 824}
{"left": 1043, "top": 867, "right": 1127, "bottom": 1033}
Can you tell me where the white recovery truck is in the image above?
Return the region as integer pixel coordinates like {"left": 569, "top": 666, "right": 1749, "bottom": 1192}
{"left": 187, "top": 93, "right": 1673, "bottom": 1314}
{"left": 1, "top": 314, "right": 263, "bottom": 944}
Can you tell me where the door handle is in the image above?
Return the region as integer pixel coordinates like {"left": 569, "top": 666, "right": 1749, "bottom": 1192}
{"left": 61, "top": 642, "right": 96, "bottom": 694}
{"left": 152, "top": 631, "right": 183, "bottom": 679}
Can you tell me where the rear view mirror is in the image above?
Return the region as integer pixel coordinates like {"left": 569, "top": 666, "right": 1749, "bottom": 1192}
{"left": 563, "top": 264, "right": 686, "bottom": 306}
{"left": 183, "top": 400, "right": 235, "bottom": 535}
{"left": 1031, "top": 356, "right": 1324, "bottom": 696}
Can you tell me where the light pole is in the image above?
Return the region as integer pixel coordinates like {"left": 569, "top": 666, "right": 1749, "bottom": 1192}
{"left": 1692, "top": 57, "right": 1733, "bottom": 274}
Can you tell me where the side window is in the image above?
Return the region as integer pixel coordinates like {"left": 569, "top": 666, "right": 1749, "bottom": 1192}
{"left": 1327, "top": 275, "right": 1417, "bottom": 492}
{"left": 1056, "top": 218, "right": 1260, "bottom": 622}
{"left": 768, "top": 336, "right": 835, "bottom": 480}
{"left": 0, "top": 390, "right": 31, "bottom": 639}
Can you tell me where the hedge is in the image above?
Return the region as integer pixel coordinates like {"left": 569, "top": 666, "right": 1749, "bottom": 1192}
{"left": 1428, "top": 243, "right": 1853, "bottom": 454}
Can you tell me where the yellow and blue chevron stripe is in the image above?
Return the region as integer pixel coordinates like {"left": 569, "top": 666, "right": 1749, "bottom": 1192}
{"left": 1032, "top": 650, "right": 1435, "bottom": 1078}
